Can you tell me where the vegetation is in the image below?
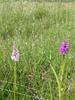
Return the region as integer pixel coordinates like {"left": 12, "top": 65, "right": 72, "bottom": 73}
{"left": 0, "top": 1, "right": 75, "bottom": 100}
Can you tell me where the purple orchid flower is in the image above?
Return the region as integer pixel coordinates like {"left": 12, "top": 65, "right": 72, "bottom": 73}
{"left": 59, "top": 40, "right": 70, "bottom": 55}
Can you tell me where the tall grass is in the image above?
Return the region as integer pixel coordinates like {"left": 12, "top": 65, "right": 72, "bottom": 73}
{"left": 0, "top": 1, "right": 75, "bottom": 100}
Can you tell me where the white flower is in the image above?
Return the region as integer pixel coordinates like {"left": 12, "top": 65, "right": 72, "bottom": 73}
{"left": 11, "top": 42, "right": 19, "bottom": 62}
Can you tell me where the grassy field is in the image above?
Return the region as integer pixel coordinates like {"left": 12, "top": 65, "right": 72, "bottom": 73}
{"left": 0, "top": 0, "right": 75, "bottom": 100}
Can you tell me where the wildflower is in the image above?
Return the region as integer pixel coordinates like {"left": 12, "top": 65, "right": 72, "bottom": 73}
{"left": 59, "top": 40, "right": 70, "bottom": 55}
{"left": 11, "top": 42, "right": 19, "bottom": 61}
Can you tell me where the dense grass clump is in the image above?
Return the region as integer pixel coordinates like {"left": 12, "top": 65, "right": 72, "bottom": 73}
{"left": 0, "top": 1, "right": 75, "bottom": 100}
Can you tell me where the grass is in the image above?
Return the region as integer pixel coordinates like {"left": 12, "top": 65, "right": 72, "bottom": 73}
{"left": 0, "top": 1, "right": 75, "bottom": 100}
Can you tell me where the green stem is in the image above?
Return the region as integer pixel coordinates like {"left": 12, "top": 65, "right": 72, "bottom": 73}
{"left": 49, "top": 81, "right": 53, "bottom": 100}
{"left": 59, "top": 57, "right": 65, "bottom": 82}
{"left": 60, "top": 59, "right": 65, "bottom": 82}
{"left": 59, "top": 57, "right": 66, "bottom": 100}
{"left": 13, "top": 62, "right": 16, "bottom": 100}
{"left": 50, "top": 64, "right": 61, "bottom": 100}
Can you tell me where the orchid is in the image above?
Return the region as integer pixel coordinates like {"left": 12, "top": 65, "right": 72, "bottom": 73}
{"left": 11, "top": 42, "right": 19, "bottom": 61}
{"left": 59, "top": 40, "right": 70, "bottom": 55}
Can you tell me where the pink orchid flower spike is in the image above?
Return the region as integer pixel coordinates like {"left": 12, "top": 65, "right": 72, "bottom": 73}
{"left": 11, "top": 42, "right": 19, "bottom": 62}
{"left": 59, "top": 40, "right": 70, "bottom": 55}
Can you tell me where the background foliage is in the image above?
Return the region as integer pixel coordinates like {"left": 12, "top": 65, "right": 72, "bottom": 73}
{"left": 0, "top": 0, "right": 75, "bottom": 100}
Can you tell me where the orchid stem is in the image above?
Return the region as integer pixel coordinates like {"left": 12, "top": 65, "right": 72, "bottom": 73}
{"left": 13, "top": 62, "right": 16, "bottom": 100}
{"left": 60, "top": 56, "right": 65, "bottom": 82}
{"left": 49, "top": 81, "right": 53, "bottom": 100}
{"left": 50, "top": 64, "right": 61, "bottom": 100}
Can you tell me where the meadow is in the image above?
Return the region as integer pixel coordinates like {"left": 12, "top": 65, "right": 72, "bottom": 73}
{"left": 0, "top": 0, "right": 75, "bottom": 100}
